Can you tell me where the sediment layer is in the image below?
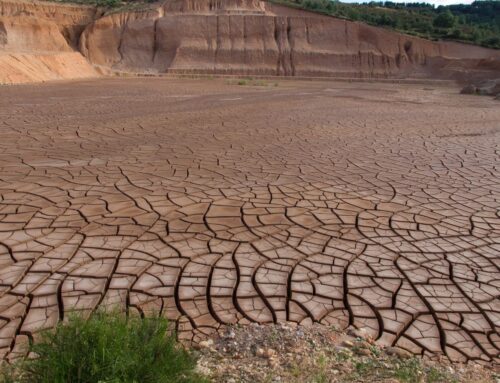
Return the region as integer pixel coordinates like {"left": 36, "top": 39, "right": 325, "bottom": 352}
{"left": 0, "top": 0, "right": 499, "bottom": 82}
{"left": 79, "top": 2, "right": 500, "bottom": 79}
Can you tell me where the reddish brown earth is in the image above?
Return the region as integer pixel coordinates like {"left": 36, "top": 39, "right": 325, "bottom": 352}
{"left": 79, "top": 0, "right": 500, "bottom": 79}
{"left": 0, "top": 0, "right": 100, "bottom": 83}
{"left": 1, "top": 0, "right": 500, "bottom": 84}
{"left": 0, "top": 78, "right": 498, "bottom": 364}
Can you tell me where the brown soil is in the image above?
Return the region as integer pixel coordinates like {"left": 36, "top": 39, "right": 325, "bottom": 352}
{"left": 0, "top": 78, "right": 498, "bottom": 367}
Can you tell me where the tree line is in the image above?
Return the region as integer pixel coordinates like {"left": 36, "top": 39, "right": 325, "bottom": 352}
{"left": 270, "top": 0, "right": 500, "bottom": 49}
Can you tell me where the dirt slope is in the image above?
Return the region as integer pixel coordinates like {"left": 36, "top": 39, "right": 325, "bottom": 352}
{"left": 1, "top": 0, "right": 499, "bottom": 83}
{"left": 0, "top": 0, "right": 100, "bottom": 84}
{"left": 79, "top": 0, "right": 500, "bottom": 79}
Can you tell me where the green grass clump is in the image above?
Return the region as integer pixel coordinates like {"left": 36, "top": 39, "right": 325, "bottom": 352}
{"left": 0, "top": 312, "right": 206, "bottom": 383}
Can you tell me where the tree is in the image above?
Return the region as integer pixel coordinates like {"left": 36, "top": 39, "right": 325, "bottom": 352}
{"left": 433, "top": 10, "right": 456, "bottom": 28}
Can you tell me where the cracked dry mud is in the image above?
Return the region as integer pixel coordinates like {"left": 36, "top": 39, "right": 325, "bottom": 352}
{"left": 0, "top": 78, "right": 499, "bottom": 364}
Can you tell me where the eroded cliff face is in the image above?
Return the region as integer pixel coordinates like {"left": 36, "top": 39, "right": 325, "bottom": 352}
{"left": 78, "top": 0, "right": 500, "bottom": 79}
{"left": 1, "top": 0, "right": 499, "bottom": 84}
{"left": 0, "top": 0, "right": 100, "bottom": 83}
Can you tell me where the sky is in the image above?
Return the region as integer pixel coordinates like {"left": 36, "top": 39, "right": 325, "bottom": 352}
{"left": 341, "top": 0, "right": 474, "bottom": 4}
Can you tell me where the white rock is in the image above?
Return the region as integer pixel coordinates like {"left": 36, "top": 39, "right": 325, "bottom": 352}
{"left": 199, "top": 339, "right": 214, "bottom": 349}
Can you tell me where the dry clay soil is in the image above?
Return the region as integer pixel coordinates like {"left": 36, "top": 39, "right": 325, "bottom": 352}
{"left": 0, "top": 78, "right": 499, "bottom": 365}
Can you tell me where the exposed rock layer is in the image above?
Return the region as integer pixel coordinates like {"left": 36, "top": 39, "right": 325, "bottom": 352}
{"left": 0, "top": 0, "right": 99, "bottom": 83}
{"left": 1, "top": 0, "right": 499, "bottom": 83}
{"left": 78, "top": 0, "right": 500, "bottom": 79}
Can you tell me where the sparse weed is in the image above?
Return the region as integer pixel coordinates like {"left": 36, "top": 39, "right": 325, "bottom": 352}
{"left": 394, "top": 358, "right": 424, "bottom": 383}
{"left": 0, "top": 311, "right": 206, "bottom": 383}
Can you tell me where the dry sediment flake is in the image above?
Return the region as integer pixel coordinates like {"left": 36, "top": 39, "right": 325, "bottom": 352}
{"left": 0, "top": 78, "right": 499, "bottom": 364}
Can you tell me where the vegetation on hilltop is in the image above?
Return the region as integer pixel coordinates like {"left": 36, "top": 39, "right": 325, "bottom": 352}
{"left": 269, "top": 0, "right": 500, "bottom": 49}
{"left": 44, "top": 0, "right": 499, "bottom": 48}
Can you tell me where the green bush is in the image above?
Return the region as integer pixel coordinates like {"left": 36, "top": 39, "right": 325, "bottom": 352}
{"left": 433, "top": 10, "right": 456, "bottom": 29}
{"left": 0, "top": 312, "right": 206, "bottom": 383}
{"left": 94, "top": 0, "right": 120, "bottom": 7}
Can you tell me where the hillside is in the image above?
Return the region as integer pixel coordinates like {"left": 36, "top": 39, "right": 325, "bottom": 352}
{"left": 0, "top": 0, "right": 499, "bottom": 84}
{"left": 270, "top": 0, "right": 500, "bottom": 49}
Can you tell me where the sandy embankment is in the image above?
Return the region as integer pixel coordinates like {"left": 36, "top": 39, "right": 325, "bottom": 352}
{"left": 1, "top": 0, "right": 499, "bottom": 84}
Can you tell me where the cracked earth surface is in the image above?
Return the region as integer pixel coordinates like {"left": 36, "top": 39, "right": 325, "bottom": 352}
{"left": 0, "top": 78, "right": 499, "bottom": 364}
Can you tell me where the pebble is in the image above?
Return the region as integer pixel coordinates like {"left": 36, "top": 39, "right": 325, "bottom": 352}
{"left": 225, "top": 330, "right": 236, "bottom": 339}
{"left": 199, "top": 339, "right": 214, "bottom": 349}
{"left": 341, "top": 340, "right": 354, "bottom": 348}
{"left": 354, "top": 340, "right": 370, "bottom": 349}
{"left": 334, "top": 346, "right": 352, "bottom": 354}
{"left": 256, "top": 348, "right": 266, "bottom": 358}
{"left": 195, "top": 323, "right": 493, "bottom": 382}
{"left": 266, "top": 348, "right": 277, "bottom": 358}
{"left": 354, "top": 348, "right": 371, "bottom": 356}
{"left": 268, "top": 357, "right": 280, "bottom": 368}
{"left": 347, "top": 326, "right": 371, "bottom": 340}
{"left": 385, "top": 346, "right": 412, "bottom": 359}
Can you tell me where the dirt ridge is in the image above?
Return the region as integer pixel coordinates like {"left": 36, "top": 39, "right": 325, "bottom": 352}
{"left": 0, "top": 0, "right": 499, "bottom": 84}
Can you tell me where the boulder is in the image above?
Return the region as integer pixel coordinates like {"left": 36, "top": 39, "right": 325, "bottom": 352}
{"left": 460, "top": 84, "right": 477, "bottom": 94}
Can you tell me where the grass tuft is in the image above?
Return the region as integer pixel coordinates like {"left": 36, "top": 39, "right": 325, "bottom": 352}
{"left": 0, "top": 311, "right": 206, "bottom": 383}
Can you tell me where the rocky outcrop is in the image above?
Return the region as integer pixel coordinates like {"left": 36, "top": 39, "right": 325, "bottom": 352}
{"left": 460, "top": 78, "right": 500, "bottom": 98}
{"left": 1, "top": 0, "right": 499, "bottom": 83}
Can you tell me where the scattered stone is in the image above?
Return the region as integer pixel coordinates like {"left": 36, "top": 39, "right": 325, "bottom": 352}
{"left": 353, "top": 340, "right": 370, "bottom": 349}
{"left": 266, "top": 348, "right": 276, "bottom": 358}
{"left": 194, "top": 322, "right": 496, "bottom": 382}
{"left": 334, "top": 346, "right": 352, "bottom": 354}
{"left": 256, "top": 348, "right": 266, "bottom": 358}
{"left": 341, "top": 340, "right": 354, "bottom": 348}
{"left": 224, "top": 329, "right": 236, "bottom": 339}
{"left": 268, "top": 357, "right": 279, "bottom": 368}
{"left": 347, "top": 326, "right": 371, "bottom": 340}
{"left": 385, "top": 346, "right": 412, "bottom": 359}
{"left": 354, "top": 348, "right": 372, "bottom": 356}
{"left": 198, "top": 339, "right": 214, "bottom": 349}
{"left": 461, "top": 78, "right": 500, "bottom": 98}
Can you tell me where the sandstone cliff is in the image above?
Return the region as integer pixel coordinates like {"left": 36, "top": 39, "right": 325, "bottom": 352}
{"left": 0, "top": 0, "right": 100, "bottom": 83}
{"left": 1, "top": 0, "right": 499, "bottom": 84}
{"left": 79, "top": 1, "right": 500, "bottom": 79}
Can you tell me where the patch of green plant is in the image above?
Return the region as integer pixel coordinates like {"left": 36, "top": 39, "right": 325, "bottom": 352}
{"left": 311, "top": 353, "right": 329, "bottom": 383}
{"left": 268, "top": 0, "right": 500, "bottom": 49}
{"left": 334, "top": 348, "right": 351, "bottom": 362}
{"left": 425, "top": 366, "right": 458, "bottom": 383}
{"left": 353, "top": 358, "right": 385, "bottom": 377}
{"left": 394, "top": 358, "right": 424, "bottom": 383}
{"left": 369, "top": 344, "right": 381, "bottom": 357}
{"left": 0, "top": 311, "right": 207, "bottom": 383}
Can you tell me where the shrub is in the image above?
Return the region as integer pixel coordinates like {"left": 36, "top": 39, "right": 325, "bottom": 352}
{"left": 0, "top": 311, "right": 206, "bottom": 383}
{"left": 433, "top": 11, "right": 457, "bottom": 29}
{"left": 269, "top": 0, "right": 499, "bottom": 50}
{"left": 95, "top": 0, "right": 120, "bottom": 7}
